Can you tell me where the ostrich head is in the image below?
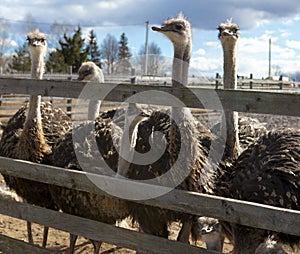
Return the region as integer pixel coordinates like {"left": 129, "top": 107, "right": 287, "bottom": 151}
{"left": 152, "top": 13, "right": 192, "bottom": 87}
{"left": 192, "top": 216, "right": 224, "bottom": 251}
{"left": 78, "top": 61, "right": 104, "bottom": 82}
{"left": 218, "top": 18, "right": 240, "bottom": 45}
{"left": 255, "top": 236, "right": 287, "bottom": 254}
{"left": 152, "top": 12, "right": 192, "bottom": 62}
{"left": 27, "top": 29, "right": 47, "bottom": 60}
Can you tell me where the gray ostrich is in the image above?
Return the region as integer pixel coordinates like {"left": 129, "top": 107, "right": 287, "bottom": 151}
{"left": 0, "top": 29, "right": 72, "bottom": 246}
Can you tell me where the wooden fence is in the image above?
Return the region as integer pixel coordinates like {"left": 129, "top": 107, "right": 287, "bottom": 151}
{"left": 0, "top": 77, "right": 299, "bottom": 253}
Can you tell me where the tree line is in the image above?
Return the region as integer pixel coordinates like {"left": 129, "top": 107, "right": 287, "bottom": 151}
{"left": 5, "top": 25, "right": 163, "bottom": 76}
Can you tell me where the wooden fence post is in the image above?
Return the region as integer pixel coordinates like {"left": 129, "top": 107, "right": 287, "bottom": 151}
{"left": 279, "top": 75, "right": 283, "bottom": 90}
{"left": 215, "top": 73, "right": 220, "bottom": 89}
{"left": 249, "top": 73, "right": 253, "bottom": 89}
{"left": 67, "top": 66, "right": 73, "bottom": 117}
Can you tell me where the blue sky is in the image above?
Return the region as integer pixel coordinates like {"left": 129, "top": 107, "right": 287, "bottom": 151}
{"left": 1, "top": 0, "right": 300, "bottom": 78}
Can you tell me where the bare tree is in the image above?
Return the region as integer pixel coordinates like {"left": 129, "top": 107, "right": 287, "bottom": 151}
{"left": 100, "top": 34, "right": 118, "bottom": 75}
{"left": 272, "top": 64, "right": 282, "bottom": 77}
{"left": 49, "top": 21, "right": 74, "bottom": 48}
{"left": 23, "top": 13, "right": 38, "bottom": 33}
{"left": 138, "top": 41, "right": 166, "bottom": 76}
{"left": 0, "top": 19, "right": 12, "bottom": 73}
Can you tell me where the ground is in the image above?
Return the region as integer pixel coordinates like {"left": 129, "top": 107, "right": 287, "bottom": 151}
{"left": 0, "top": 175, "right": 233, "bottom": 254}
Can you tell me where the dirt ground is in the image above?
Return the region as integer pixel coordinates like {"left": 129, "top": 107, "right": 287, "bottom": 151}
{"left": 0, "top": 175, "right": 233, "bottom": 254}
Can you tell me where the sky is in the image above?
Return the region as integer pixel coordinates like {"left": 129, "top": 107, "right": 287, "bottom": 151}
{"left": 1, "top": 0, "right": 300, "bottom": 78}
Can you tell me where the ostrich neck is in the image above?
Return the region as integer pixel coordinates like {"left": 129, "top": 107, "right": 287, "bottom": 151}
{"left": 27, "top": 55, "right": 44, "bottom": 126}
{"left": 88, "top": 73, "right": 104, "bottom": 120}
{"left": 222, "top": 43, "right": 237, "bottom": 89}
{"left": 31, "top": 54, "right": 45, "bottom": 80}
{"left": 17, "top": 52, "right": 48, "bottom": 161}
{"left": 172, "top": 42, "right": 191, "bottom": 87}
{"left": 221, "top": 42, "right": 240, "bottom": 160}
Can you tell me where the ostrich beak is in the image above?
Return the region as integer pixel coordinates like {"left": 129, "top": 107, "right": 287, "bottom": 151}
{"left": 152, "top": 26, "right": 162, "bottom": 32}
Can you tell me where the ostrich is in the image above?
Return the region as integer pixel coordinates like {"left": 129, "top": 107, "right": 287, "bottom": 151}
{"left": 255, "top": 236, "right": 288, "bottom": 254}
{"left": 217, "top": 18, "right": 241, "bottom": 161}
{"left": 222, "top": 128, "right": 300, "bottom": 253}
{"left": 49, "top": 61, "right": 132, "bottom": 254}
{"left": 0, "top": 29, "right": 72, "bottom": 246}
{"left": 120, "top": 13, "right": 217, "bottom": 243}
{"left": 77, "top": 61, "right": 104, "bottom": 120}
{"left": 211, "top": 20, "right": 266, "bottom": 153}
{"left": 191, "top": 216, "right": 224, "bottom": 251}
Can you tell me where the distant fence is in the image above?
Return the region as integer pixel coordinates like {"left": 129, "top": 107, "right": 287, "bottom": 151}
{"left": 0, "top": 77, "right": 299, "bottom": 253}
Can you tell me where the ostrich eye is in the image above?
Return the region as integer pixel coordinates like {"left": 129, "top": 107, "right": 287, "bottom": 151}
{"left": 84, "top": 69, "right": 91, "bottom": 76}
{"left": 175, "top": 24, "right": 184, "bottom": 31}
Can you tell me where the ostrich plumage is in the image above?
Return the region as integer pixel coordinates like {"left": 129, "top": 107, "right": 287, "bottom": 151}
{"left": 49, "top": 115, "right": 130, "bottom": 221}
{"left": 127, "top": 109, "right": 216, "bottom": 238}
{"left": 216, "top": 128, "right": 300, "bottom": 253}
{"left": 49, "top": 62, "right": 133, "bottom": 253}
{"left": 0, "top": 102, "right": 71, "bottom": 204}
{"left": 0, "top": 30, "right": 72, "bottom": 246}
{"left": 120, "top": 13, "right": 217, "bottom": 241}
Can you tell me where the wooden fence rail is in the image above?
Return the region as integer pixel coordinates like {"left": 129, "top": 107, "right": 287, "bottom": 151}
{"left": 0, "top": 77, "right": 299, "bottom": 253}
{"left": 0, "top": 157, "right": 300, "bottom": 238}
{"left": 0, "top": 78, "right": 299, "bottom": 117}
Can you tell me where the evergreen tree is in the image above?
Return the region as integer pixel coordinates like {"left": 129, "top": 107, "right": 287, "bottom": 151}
{"left": 46, "top": 50, "right": 67, "bottom": 73}
{"left": 118, "top": 33, "right": 131, "bottom": 60}
{"left": 9, "top": 42, "right": 31, "bottom": 73}
{"left": 88, "top": 29, "right": 101, "bottom": 65}
{"left": 47, "top": 26, "right": 89, "bottom": 73}
{"left": 58, "top": 26, "right": 90, "bottom": 72}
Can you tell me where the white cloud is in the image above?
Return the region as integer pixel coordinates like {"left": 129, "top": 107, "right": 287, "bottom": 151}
{"left": 205, "top": 41, "right": 219, "bottom": 47}
{"left": 194, "top": 48, "right": 206, "bottom": 56}
{"left": 286, "top": 40, "right": 300, "bottom": 50}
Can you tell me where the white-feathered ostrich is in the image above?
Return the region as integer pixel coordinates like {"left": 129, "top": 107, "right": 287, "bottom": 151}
{"left": 49, "top": 61, "right": 132, "bottom": 254}
{"left": 0, "top": 29, "right": 72, "bottom": 246}
{"left": 121, "top": 13, "right": 217, "bottom": 244}
{"left": 77, "top": 61, "right": 104, "bottom": 120}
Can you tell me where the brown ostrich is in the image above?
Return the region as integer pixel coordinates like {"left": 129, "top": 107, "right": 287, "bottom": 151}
{"left": 0, "top": 29, "right": 72, "bottom": 246}
{"left": 224, "top": 128, "right": 300, "bottom": 253}
{"left": 49, "top": 61, "right": 132, "bottom": 254}
{"left": 121, "top": 13, "right": 217, "bottom": 243}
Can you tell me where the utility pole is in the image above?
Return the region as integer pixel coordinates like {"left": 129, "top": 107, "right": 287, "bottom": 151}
{"left": 268, "top": 38, "right": 271, "bottom": 78}
{"left": 144, "top": 21, "right": 149, "bottom": 76}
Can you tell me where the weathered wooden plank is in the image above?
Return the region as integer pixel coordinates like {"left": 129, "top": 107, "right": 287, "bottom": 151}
{"left": 0, "top": 156, "right": 300, "bottom": 237}
{"left": 0, "top": 198, "right": 214, "bottom": 254}
{"left": 0, "top": 77, "right": 299, "bottom": 116}
{"left": 0, "top": 233, "right": 59, "bottom": 254}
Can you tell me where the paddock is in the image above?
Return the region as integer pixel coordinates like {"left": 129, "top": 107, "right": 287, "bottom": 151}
{"left": 0, "top": 77, "right": 299, "bottom": 253}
